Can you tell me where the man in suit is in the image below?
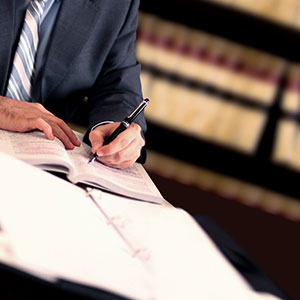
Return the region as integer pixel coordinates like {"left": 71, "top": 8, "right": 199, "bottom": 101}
{"left": 0, "top": 0, "right": 146, "bottom": 169}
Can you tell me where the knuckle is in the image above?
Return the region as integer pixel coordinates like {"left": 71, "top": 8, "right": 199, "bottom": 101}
{"left": 119, "top": 138, "right": 128, "bottom": 148}
{"left": 32, "top": 117, "right": 43, "bottom": 125}
{"left": 34, "top": 103, "right": 43, "bottom": 109}
{"left": 56, "top": 118, "right": 65, "bottom": 126}
{"left": 34, "top": 117, "right": 42, "bottom": 123}
{"left": 89, "top": 130, "right": 98, "bottom": 142}
{"left": 140, "top": 138, "right": 145, "bottom": 147}
{"left": 113, "top": 151, "right": 129, "bottom": 162}
{"left": 114, "top": 152, "right": 123, "bottom": 161}
{"left": 131, "top": 123, "right": 140, "bottom": 132}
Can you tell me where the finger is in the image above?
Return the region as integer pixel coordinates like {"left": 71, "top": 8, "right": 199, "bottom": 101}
{"left": 89, "top": 129, "right": 105, "bottom": 153}
{"left": 53, "top": 117, "right": 81, "bottom": 147}
{"left": 97, "top": 156, "right": 134, "bottom": 169}
{"left": 30, "top": 118, "right": 54, "bottom": 140}
{"left": 50, "top": 123, "right": 76, "bottom": 150}
{"left": 97, "top": 124, "right": 141, "bottom": 157}
{"left": 97, "top": 138, "right": 141, "bottom": 167}
{"left": 89, "top": 123, "right": 120, "bottom": 153}
{"left": 20, "top": 117, "right": 54, "bottom": 140}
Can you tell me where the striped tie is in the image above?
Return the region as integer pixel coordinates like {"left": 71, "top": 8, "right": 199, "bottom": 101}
{"left": 6, "top": 0, "right": 47, "bottom": 101}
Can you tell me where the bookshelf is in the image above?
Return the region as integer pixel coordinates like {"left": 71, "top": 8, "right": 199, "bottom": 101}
{"left": 137, "top": 0, "right": 300, "bottom": 202}
{"left": 139, "top": 0, "right": 300, "bottom": 61}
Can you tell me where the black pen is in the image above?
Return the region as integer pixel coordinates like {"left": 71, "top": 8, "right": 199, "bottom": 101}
{"left": 88, "top": 98, "right": 150, "bottom": 164}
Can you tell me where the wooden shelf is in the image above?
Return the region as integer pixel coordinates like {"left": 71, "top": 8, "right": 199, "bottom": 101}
{"left": 145, "top": 121, "right": 300, "bottom": 200}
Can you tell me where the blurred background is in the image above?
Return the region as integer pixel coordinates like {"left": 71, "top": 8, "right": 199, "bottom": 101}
{"left": 72, "top": 1, "right": 300, "bottom": 299}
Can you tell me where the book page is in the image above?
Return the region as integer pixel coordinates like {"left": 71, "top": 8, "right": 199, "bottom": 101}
{"left": 66, "top": 139, "right": 163, "bottom": 204}
{"left": 0, "top": 129, "right": 162, "bottom": 204}
{"left": 0, "top": 129, "right": 72, "bottom": 173}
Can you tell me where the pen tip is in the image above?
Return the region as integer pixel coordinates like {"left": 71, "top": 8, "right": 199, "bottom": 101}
{"left": 88, "top": 154, "right": 98, "bottom": 164}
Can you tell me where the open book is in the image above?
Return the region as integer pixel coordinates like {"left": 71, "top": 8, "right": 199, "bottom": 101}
{"left": 0, "top": 129, "right": 162, "bottom": 204}
{"left": 0, "top": 152, "right": 280, "bottom": 300}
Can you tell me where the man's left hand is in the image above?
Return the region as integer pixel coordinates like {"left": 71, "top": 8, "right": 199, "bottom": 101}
{"left": 89, "top": 122, "right": 145, "bottom": 169}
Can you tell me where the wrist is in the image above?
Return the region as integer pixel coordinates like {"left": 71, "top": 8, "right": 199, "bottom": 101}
{"left": 90, "top": 121, "right": 114, "bottom": 131}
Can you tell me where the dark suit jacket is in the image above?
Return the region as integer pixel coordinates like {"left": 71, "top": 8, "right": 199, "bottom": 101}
{"left": 0, "top": 0, "right": 147, "bottom": 141}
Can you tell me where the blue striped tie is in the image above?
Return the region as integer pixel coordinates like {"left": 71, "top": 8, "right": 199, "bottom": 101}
{"left": 6, "top": 0, "right": 47, "bottom": 101}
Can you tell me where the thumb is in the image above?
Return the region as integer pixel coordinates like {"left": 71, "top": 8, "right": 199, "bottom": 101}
{"left": 89, "top": 129, "right": 105, "bottom": 153}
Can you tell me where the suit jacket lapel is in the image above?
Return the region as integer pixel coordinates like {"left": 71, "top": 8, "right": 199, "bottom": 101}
{"left": 34, "top": 0, "right": 101, "bottom": 102}
{"left": 0, "top": 0, "right": 15, "bottom": 95}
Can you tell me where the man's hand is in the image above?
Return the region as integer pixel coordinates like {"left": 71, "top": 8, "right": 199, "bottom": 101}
{"left": 0, "top": 96, "right": 80, "bottom": 149}
{"left": 89, "top": 122, "right": 145, "bottom": 169}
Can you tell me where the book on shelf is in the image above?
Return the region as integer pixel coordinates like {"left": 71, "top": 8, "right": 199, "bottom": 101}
{"left": 0, "top": 152, "right": 283, "bottom": 300}
{"left": 136, "top": 12, "right": 285, "bottom": 106}
{"left": 0, "top": 129, "right": 163, "bottom": 204}
{"left": 281, "top": 64, "right": 300, "bottom": 114}
{"left": 137, "top": 12, "right": 288, "bottom": 155}
{"left": 272, "top": 118, "right": 298, "bottom": 165}
{"left": 143, "top": 73, "right": 267, "bottom": 153}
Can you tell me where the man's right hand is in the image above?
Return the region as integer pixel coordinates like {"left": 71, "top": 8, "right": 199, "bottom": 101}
{"left": 0, "top": 96, "right": 80, "bottom": 149}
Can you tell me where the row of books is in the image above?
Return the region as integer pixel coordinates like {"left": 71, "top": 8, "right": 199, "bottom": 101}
{"left": 141, "top": 70, "right": 267, "bottom": 154}
{"left": 273, "top": 118, "right": 300, "bottom": 169}
{"left": 142, "top": 62, "right": 300, "bottom": 171}
{"left": 281, "top": 64, "right": 300, "bottom": 115}
{"left": 145, "top": 150, "right": 300, "bottom": 222}
{"left": 209, "top": 0, "right": 300, "bottom": 29}
{"left": 136, "top": 12, "right": 286, "bottom": 106}
{"left": 137, "top": 13, "right": 300, "bottom": 162}
{"left": 136, "top": 13, "right": 280, "bottom": 154}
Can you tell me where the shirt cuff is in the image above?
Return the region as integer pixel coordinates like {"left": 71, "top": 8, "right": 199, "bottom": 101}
{"left": 91, "top": 121, "right": 114, "bottom": 131}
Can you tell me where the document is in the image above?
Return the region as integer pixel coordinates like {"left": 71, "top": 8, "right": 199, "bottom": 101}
{"left": 0, "top": 153, "right": 282, "bottom": 300}
{"left": 0, "top": 129, "right": 163, "bottom": 204}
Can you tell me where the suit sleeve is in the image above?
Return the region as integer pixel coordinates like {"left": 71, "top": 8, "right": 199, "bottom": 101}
{"left": 84, "top": 0, "right": 147, "bottom": 144}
